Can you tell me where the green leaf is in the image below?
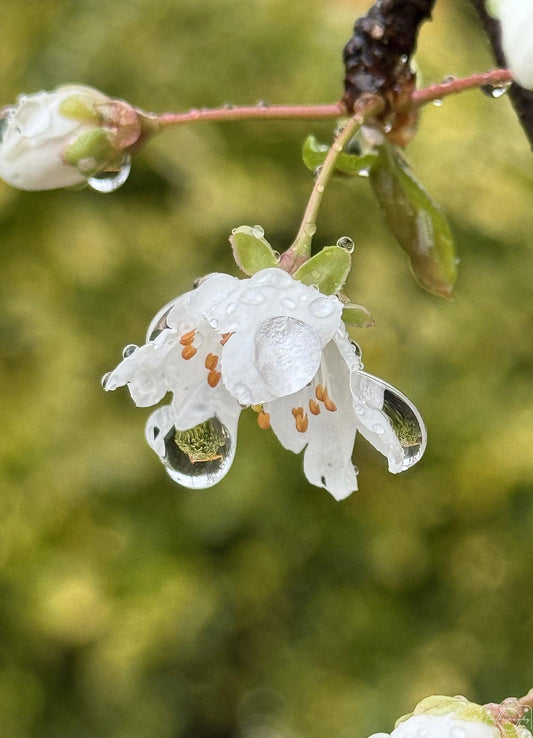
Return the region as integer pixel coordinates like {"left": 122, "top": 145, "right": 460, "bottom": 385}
{"left": 455, "top": 704, "right": 495, "bottom": 725}
{"left": 342, "top": 302, "right": 374, "bottom": 328}
{"left": 293, "top": 245, "right": 351, "bottom": 295}
{"left": 229, "top": 225, "right": 279, "bottom": 275}
{"left": 302, "top": 135, "right": 377, "bottom": 176}
{"left": 413, "top": 696, "right": 464, "bottom": 716}
{"left": 368, "top": 142, "right": 458, "bottom": 298}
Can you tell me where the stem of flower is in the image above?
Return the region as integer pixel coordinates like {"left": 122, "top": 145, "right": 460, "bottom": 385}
{"left": 155, "top": 102, "right": 346, "bottom": 128}
{"left": 279, "top": 94, "right": 385, "bottom": 273}
{"left": 410, "top": 68, "right": 512, "bottom": 108}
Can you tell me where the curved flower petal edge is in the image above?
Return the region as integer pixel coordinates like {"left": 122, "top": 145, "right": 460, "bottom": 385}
{"left": 103, "top": 267, "right": 427, "bottom": 498}
{"left": 0, "top": 85, "right": 155, "bottom": 191}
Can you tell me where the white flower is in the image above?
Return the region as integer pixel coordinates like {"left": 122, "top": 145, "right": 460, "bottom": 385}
{"left": 103, "top": 267, "right": 426, "bottom": 497}
{"left": 499, "top": 0, "right": 533, "bottom": 89}
{"left": 0, "top": 85, "right": 141, "bottom": 191}
{"left": 370, "top": 713, "right": 498, "bottom": 738}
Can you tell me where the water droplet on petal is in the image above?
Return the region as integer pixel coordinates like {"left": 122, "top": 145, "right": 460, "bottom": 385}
{"left": 281, "top": 297, "right": 296, "bottom": 310}
{"left": 87, "top": 156, "right": 131, "bottom": 193}
{"left": 240, "top": 288, "right": 265, "bottom": 305}
{"left": 373, "top": 423, "right": 385, "bottom": 435}
{"left": 481, "top": 82, "right": 510, "bottom": 98}
{"left": 161, "top": 418, "right": 235, "bottom": 489}
{"left": 309, "top": 296, "right": 335, "bottom": 318}
{"left": 101, "top": 371, "right": 112, "bottom": 388}
{"left": 350, "top": 340, "right": 362, "bottom": 358}
{"left": 208, "top": 317, "right": 219, "bottom": 329}
{"left": 336, "top": 236, "right": 355, "bottom": 253}
{"left": 253, "top": 269, "right": 293, "bottom": 289}
{"left": 122, "top": 343, "right": 138, "bottom": 358}
{"left": 147, "top": 303, "right": 178, "bottom": 341}
{"left": 226, "top": 302, "right": 238, "bottom": 316}
{"left": 16, "top": 99, "right": 51, "bottom": 137}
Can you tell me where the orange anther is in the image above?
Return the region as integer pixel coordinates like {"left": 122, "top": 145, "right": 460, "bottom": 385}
{"left": 315, "top": 384, "right": 325, "bottom": 402}
{"left": 179, "top": 329, "right": 196, "bottom": 346}
{"left": 205, "top": 353, "right": 219, "bottom": 370}
{"left": 295, "top": 413, "right": 309, "bottom": 433}
{"left": 309, "top": 399, "right": 321, "bottom": 416}
{"left": 324, "top": 396, "right": 337, "bottom": 412}
{"left": 257, "top": 411, "right": 271, "bottom": 430}
{"left": 207, "top": 370, "right": 221, "bottom": 387}
{"left": 181, "top": 345, "right": 198, "bottom": 360}
{"left": 292, "top": 406, "right": 304, "bottom": 418}
{"left": 220, "top": 332, "right": 233, "bottom": 346}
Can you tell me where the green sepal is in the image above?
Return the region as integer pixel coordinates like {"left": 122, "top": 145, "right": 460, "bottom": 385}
{"left": 455, "top": 704, "right": 495, "bottom": 726}
{"left": 302, "top": 135, "right": 377, "bottom": 176}
{"left": 229, "top": 225, "right": 279, "bottom": 275}
{"left": 500, "top": 722, "right": 521, "bottom": 738}
{"left": 342, "top": 302, "right": 374, "bottom": 328}
{"left": 413, "top": 696, "right": 464, "bottom": 716}
{"left": 394, "top": 712, "right": 414, "bottom": 728}
{"left": 64, "top": 128, "right": 120, "bottom": 176}
{"left": 368, "top": 141, "right": 458, "bottom": 299}
{"left": 293, "top": 245, "right": 351, "bottom": 295}
{"left": 59, "top": 94, "right": 102, "bottom": 124}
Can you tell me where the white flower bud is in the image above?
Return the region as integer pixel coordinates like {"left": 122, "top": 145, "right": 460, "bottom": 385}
{"left": 499, "top": 0, "right": 533, "bottom": 89}
{"left": 0, "top": 85, "right": 147, "bottom": 191}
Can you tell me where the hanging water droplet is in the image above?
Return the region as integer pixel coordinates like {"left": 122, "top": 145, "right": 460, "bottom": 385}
{"left": 273, "top": 250, "right": 281, "bottom": 261}
{"left": 358, "top": 168, "right": 370, "bottom": 178}
{"left": 252, "top": 224, "right": 265, "bottom": 237}
{"left": 122, "top": 343, "right": 138, "bottom": 358}
{"left": 309, "top": 296, "right": 335, "bottom": 318}
{"left": 336, "top": 236, "right": 355, "bottom": 253}
{"left": 100, "top": 371, "right": 112, "bottom": 388}
{"left": 87, "top": 156, "right": 131, "bottom": 193}
{"left": 256, "top": 99, "right": 271, "bottom": 108}
{"left": 147, "top": 303, "right": 178, "bottom": 341}
{"left": 481, "top": 82, "right": 511, "bottom": 98}
{"left": 432, "top": 98, "right": 443, "bottom": 107}
{"left": 161, "top": 418, "right": 235, "bottom": 489}
{"left": 222, "top": 101, "right": 234, "bottom": 109}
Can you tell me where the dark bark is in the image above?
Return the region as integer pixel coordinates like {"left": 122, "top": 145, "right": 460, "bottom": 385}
{"left": 342, "top": 0, "right": 436, "bottom": 111}
{"left": 468, "top": 0, "right": 533, "bottom": 151}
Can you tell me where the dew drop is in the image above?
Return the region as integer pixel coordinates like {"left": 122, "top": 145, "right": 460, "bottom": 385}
{"left": 442, "top": 74, "right": 457, "bottom": 84}
{"left": 87, "top": 156, "right": 131, "bottom": 193}
{"left": 240, "top": 288, "right": 265, "bottom": 305}
{"left": 332, "top": 142, "right": 343, "bottom": 152}
{"left": 226, "top": 302, "right": 238, "bottom": 315}
{"left": 304, "top": 223, "right": 317, "bottom": 237}
{"left": 281, "top": 297, "right": 296, "bottom": 310}
{"left": 100, "top": 371, "right": 112, "bottom": 388}
{"left": 252, "top": 224, "right": 264, "bottom": 237}
{"left": 161, "top": 418, "right": 235, "bottom": 489}
{"left": 256, "top": 99, "right": 271, "bottom": 108}
{"left": 208, "top": 317, "right": 219, "bottom": 329}
{"left": 432, "top": 98, "right": 443, "bottom": 107}
{"left": 336, "top": 236, "right": 355, "bottom": 253}
{"left": 350, "top": 340, "right": 362, "bottom": 358}
{"left": 222, "top": 101, "right": 234, "bottom": 109}
{"left": 481, "top": 82, "right": 511, "bottom": 98}
{"left": 309, "top": 296, "right": 335, "bottom": 318}
{"left": 373, "top": 423, "right": 385, "bottom": 435}
{"left": 147, "top": 303, "right": 178, "bottom": 341}
{"left": 316, "top": 183, "right": 324, "bottom": 193}
{"left": 313, "top": 166, "right": 323, "bottom": 178}
{"left": 358, "top": 168, "right": 370, "bottom": 178}
{"left": 253, "top": 269, "right": 292, "bottom": 289}
{"left": 122, "top": 343, "right": 138, "bottom": 358}
{"left": 273, "top": 250, "right": 281, "bottom": 261}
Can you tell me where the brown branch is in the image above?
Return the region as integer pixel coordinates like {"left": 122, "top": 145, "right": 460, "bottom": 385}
{"left": 468, "top": 0, "right": 533, "bottom": 150}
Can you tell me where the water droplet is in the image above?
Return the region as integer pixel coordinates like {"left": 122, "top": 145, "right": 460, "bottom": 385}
{"left": 240, "top": 288, "right": 265, "bottom": 305}
{"left": 333, "top": 125, "right": 345, "bottom": 138}
{"left": 122, "top": 343, "right": 138, "bottom": 358}
{"left": 252, "top": 224, "right": 264, "bottom": 237}
{"left": 147, "top": 303, "right": 178, "bottom": 341}
{"left": 16, "top": 99, "right": 51, "bottom": 137}
{"left": 281, "top": 297, "right": 296, "bottom": 310}
{"left": 304, "top": 223, "right": 317, "bottom": 237}
{"left": 256, "top": 99, "right": 271, "bottom": 108}
{"left": 255, "top": 317, "right": 321, "bottom": 397}
{"left": 358, "top": 168, "right": 370, "bottom": 178}
{"left": 353, "top": 464, "right": 359, "bottom": 475}
{"left": 442, "top": 74, "right": 457, "bottom": 84}
{"left": 253, "top": 269, "right": 292, "bottom": 289}
{"left": 309, "top": 296, "right": 335, "bottom": 318}
{"left": 100, "top": 371, "right": 112, "bottom": 388}
{"left": 332, "top": 142, "right": 343, "bottom": 152}
{"left": 373, "top": 423, "right": 385, "bottom": 435}
{"left": 316, "top": 183, "right": 324, "bottom": 193}
{"left": 160, "top": 418, "right": 235, "bottom": 489}
{"left": 336, "top": 236, "right": 355, "bottom": 253}
{"left": 350, "top": 340, "right": 362, "bottom": 357}
{"left": 432, "top": 98, "right": 443, "bottom": 107}
{"left": 222, "top": 101, "right": 234, "bottom": 109}
{"left": 226, "top": 302, "right": 238, "bottom": 315}
{"left": 0, "top": 107, "right": 15, "bottom": 143}
{"left": 208, "top": 317, "right": 219, "bottom": 329}
{"left": 481, "top": 82, "right": 510, "bottom": 98}
{"left": 87, "top": 156, "right": 131, "bottom": 193}
{"left": 273, "top": 250, "right": 281, "bottom": 261}
{"left": 313, "top": 166, "right": 323, "bottom": 178}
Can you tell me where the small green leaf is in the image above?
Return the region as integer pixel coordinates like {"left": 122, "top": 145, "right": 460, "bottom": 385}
{"left": 342, "top": 302, "right": 374, "bottom": 328}
{"left": 293, "top": 245, "right": 351, "bottom": 295}
{"left": 229, "top": 225, "right": 279, "bottom": 275}
{"left": 368, "top": 142, "right": 457, "bottom": 298}
{"left": 302, "top": 135, "right": 377, "bottom": 176}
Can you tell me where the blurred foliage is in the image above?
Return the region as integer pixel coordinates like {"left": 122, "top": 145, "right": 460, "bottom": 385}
{"left": 0, "top": 1, "right": 532, "bottom": 737}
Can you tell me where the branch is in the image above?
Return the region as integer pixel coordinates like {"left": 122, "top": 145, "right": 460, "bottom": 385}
{"left": 468, "top": 0, "right": 533, "bottom": 150}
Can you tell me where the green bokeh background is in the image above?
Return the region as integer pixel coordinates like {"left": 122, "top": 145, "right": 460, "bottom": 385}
{"left": 1, "top": 1, "right": 532, "bottom": 737}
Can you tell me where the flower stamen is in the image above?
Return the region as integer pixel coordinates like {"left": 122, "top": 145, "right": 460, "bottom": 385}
{"left": 205, "top": 352, "right": 219, "bottom": 370}
{"left": 315, "top": 384, "right": 325, "bottom": 402}
{"left": 179, "top": 329, "right": 196, "bottom": 346}
{"left": 181, "top": 344, "right": 198, "bottom": 360}
{"left": 323, "top": 390, "right": 337, "bottom": 412}
{"left": 207, "top": 369, "right": 222, "bottom": 387}
{"left": 257, "top": 410, "right": 271, "bottom": 430}
{"left": 220, "top": 332, "right": 233, "bottom": 346}
{"left": 295, "top": 412, "right": 309, "bottom": 433}
{"left": 309, "top": 398, "right": 321, "bottom": 415}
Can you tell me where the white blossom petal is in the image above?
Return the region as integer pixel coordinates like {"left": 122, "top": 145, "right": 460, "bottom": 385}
{"left": 387, "top": 714, "right": 498, "bottom": 738}
{"left": 500, "top": 0, "right": 533, "bottom": 89}
{"left": 265, "top": 339, "right": 359, "bottom": 500}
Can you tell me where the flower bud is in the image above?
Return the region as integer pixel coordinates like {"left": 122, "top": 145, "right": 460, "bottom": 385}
{"left": 0, "top": 85, "right": 153, "bottom": 191}
{"left": 499, "top": 0, "right": 533, "bottom": 89}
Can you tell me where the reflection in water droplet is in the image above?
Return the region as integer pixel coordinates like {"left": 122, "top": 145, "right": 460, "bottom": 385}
{"left": 122, "top": 343, "right": 138, "bottom": 358}
{"left": 309, "top": 296, "right": 335, "bottom": 318}
{"left": 381, "top": 387, "right": 425, "bottom": 468}
{"left": 373, "top": 423, "right": 385, "bottom": 435}
{"left": 87, "top": 156, "right": 131, "bottom": 193}
{"left": 162, "top": 417, "right": 234, "bottom": 489}
{"left": 336, "top": 236, "right": 355, "bottom": 253}
{"left": 481, "top": 82, "right": 511, "bottom": 98}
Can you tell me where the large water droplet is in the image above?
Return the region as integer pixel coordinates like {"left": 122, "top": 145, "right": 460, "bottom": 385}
{"left": 309, "top": 296, "right": 335, "bottom": 318}
{"left": 255, "top": 316, "right": 321, "bottom": 396}
{"left": 147, "top": 303, "right": 178, "bottom": 341}
{"left": 253, "top": 269, "right": 292, "bottom": 289}
{"left": 481, "top": 82, "right": 511, "bottom": 99}
{"left": 161, "top": 418, "right": 235, "bottom": 489}
{"left": 336, "top": 236, "right": 355, "bottom": 253}
{"left": 122, "top": 343, "right": 138, "bottom": 358}
{"left": 87, "top": 156, "right": 131, "bottom": 193}
{"left": 252, "top": 224, "right": 264, "bottom": 237}
{"left": 100, "top": 371, "right": 112, "bottom": 388}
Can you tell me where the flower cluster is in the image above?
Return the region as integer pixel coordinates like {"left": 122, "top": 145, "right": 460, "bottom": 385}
{"left": 103, "top": 266, "right": 426, "bottom": 499}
